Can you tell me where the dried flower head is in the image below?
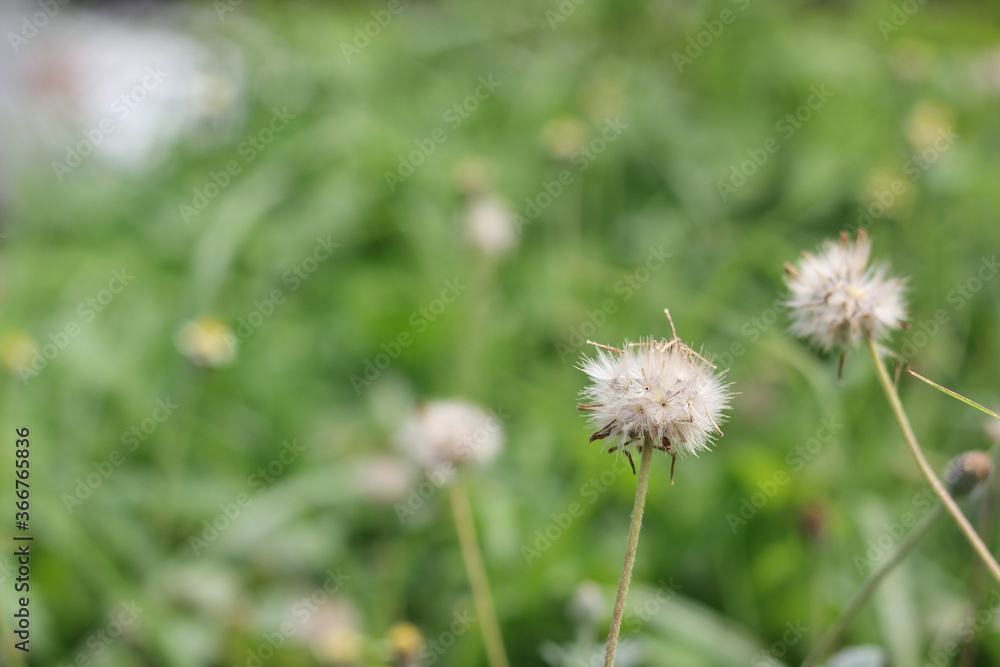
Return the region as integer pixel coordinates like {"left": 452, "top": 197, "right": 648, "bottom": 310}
{"left": 784, "top": 230, "right": 907, "bottom": 353}
{"left": 577, "top": 311, "right": 732, "bottom": 476}
{"left": 944, "top": 450, "right": 993, "bottom": 499}
{"left": 395, "top": 400, "right": 504, "bottom": 480}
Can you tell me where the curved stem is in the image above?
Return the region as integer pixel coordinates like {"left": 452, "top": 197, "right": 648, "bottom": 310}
{"left": 605, "top": 441, "right": 655, "bottom": 667}
{"left": 865, "top": 337, "right": 1000, "bottom": 584}
{"left": 448, "top": 478, "right": 510, "bottom": 667}
{"left": 802, "top": 503, "right": 944, "bottom": 667}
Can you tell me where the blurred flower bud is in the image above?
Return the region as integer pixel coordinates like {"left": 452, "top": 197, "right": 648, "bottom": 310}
{"left": 395, "top": 400, "right": 504, "bottom": 482}
{"left": 569, "top": 581, "right": 604, "bottom": 627}
{"left": 543, "top": 116, "right": 588, "bottom": 160}
{"left": 973, "top": 48, "right": 1000, "bottom": 96}
{"left": 452, "top": 156, "right": 494, "bottom": 196}
{"left": 358, "top": 456, "right": 414, "bottom": 503}
{"left": 862, "top": 167, "right": 912, "bottom": 216}
{"left": 298, "top": 598, "right": 363, "bottom": 666}
{"left": 388, "top": 622, "right": 423, "bottom": 661}
{"left": 889, "top": 39, "right": 935, "bottom": 82}
{"left": 943, "top": 451, "right": 993, "bottom": 498}
{"left": 986, "top": 418, "right": 1000, "bottom": 443}
{"left": 905, "top": 101, "right": 954, "bottom": 154}
{"left": 465, "top": 195, "right": 517, "bottom": 259}
{"left": 175, "top": 317, "right": 236, "bottom": 367}
{"left": 0, "top": 329, "right": 36, "bottom": 375}
{"left": 581, "top": 77, "right": 625, "bottom": 124}
{"left": 798, "top": 501, "right": 828, "bottom": 544}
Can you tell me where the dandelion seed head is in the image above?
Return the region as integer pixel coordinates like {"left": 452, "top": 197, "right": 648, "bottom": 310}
{"left": 465, "top": 195, "right": 517, "bottom": 258}
{"left": 578, "top": 333, "right": 732, "bottom": 458}
{"left": 784, "top": 230, "right": 907, "bottom": 351}
{"left": 395, "top": 400, "right": 503, "bottom": 479}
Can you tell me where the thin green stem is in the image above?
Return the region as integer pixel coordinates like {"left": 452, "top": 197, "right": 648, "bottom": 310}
{"left": 448, "top": 478, "right": 510, "bottom": 667}
{"left": 802, "top": 503, "right": 944, "bottom": 667}
{"left": 605, "top": 442, "right": 654, "bottom": 667}
{"left": 865, "top": 337, "right": 1000, "bottom": 584}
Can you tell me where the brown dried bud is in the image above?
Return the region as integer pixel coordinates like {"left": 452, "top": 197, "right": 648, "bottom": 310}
{"left": 943, "top": 450, "right": 993, "bottom": 498}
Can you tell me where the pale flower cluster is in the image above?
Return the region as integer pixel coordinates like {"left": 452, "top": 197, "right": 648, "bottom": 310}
{"left": 784, "top": 230, "right": 907, "bottom": 352}
{"left": 578, "top": 326, "right": 731, "bottom": 458}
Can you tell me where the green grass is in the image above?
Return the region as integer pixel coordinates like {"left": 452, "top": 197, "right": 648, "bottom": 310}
{"left": 3, "top": 0, "right": 1000, "bottom": 665}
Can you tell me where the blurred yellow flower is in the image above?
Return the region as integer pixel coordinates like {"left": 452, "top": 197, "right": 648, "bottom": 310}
{"left": 906, "top": 101, "right": 954, "bottom": 154}
{"left": 175, "top": 317, "right": 236, "bottom": 367}
{"left": 0, "top": 330, "right": 36, "bottom": 374}
{"left": 388, "top": 621, "right": 423, "bottom": 658}
{"left": 543, "top": 116, "right": 588, "bottom": 159}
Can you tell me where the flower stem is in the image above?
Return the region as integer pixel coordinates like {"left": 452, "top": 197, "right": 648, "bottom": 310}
{"left": 865, "top": 337, "right": 1000, "bottom": 584}
{"left": 448, "top": 478, "right": 510, "bottom": 667}
{"left": 605, "top": 441, "right": 655, "bottom": 667}
{"left": 802, "top": 503, "right": 944, "bottom": 667}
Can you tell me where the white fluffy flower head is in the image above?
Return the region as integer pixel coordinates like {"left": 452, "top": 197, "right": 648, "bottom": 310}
{"left": 577, "top": 311, "right": 732, "bottom": 464}
{"left": 784, "top": 230, "right": 907, "bottom": 352}
{"left": 395, "top": 400, "right": 503, "bottom": 480}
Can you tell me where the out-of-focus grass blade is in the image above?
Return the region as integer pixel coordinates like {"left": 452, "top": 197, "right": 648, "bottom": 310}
{"left": 908, "top": 370, "right": 1000, "bottom": 421}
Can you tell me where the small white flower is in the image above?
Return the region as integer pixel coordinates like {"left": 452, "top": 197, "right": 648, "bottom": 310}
{"left": 395, "top": 400, "right": 503, "bottom": 479}
{"left": 577, "top": 312, "right": 732, "bottom": 463}
{"left": 465, "top": 195, "right": 517, "bottom": 258}
{"left": 784, "top": 230, "right": 907, "bottom": 352}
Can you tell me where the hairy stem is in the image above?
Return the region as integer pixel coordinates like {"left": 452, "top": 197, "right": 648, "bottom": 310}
{"left": 865, "top": 337, "right": 1000, "bottom": 584}
{"left": 605, "top": 441, "right": 655, "bottom": 667}
{"left": 448, "top": 478, "right": 510, "bottom": 667}
{"left": 802, "top": 503, "right": 944, "bottom": 667}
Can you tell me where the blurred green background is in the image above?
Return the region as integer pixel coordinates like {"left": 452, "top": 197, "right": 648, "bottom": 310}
{"left": 2, "top": 0, "right": 1000, "bottom": 665}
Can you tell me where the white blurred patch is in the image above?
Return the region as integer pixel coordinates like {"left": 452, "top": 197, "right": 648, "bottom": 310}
{"left": 0, "top": 2, "right": 244, "bottom": 176}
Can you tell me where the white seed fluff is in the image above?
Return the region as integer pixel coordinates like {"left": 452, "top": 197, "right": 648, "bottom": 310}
{"left": 578, "top": 340, "right": 732, "bottom": 458}
{"left": 395, "top": 400, "right": 503, "bottom": 478}
{"left": 784, "top": 230, "right": 907, "bottom": 351}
